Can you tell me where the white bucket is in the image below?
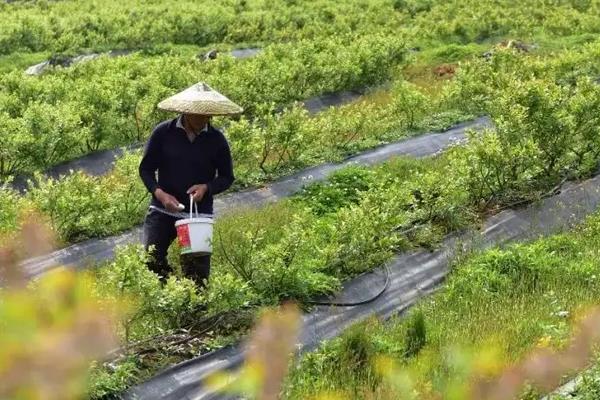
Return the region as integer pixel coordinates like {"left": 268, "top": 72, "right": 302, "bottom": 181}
{"left": 175, "top": 195, "right": 214, "bottom": 255}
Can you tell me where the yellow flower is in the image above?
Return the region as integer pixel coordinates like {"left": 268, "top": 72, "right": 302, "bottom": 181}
{"left": 536, "top": 335, "right": 553, "bottom": 348}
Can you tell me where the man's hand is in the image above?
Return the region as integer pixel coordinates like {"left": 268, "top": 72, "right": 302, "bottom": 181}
{"left": 187, "top": 184, "right": 208, "bottom": 202}
{"left": 154, "top": 188, "right": 181, "bottom": 213}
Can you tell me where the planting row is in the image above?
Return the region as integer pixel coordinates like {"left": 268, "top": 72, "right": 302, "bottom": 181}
{"left": 0, "top": 32, "right": 405, "bottom": 177}
{"left": 85, "top": 59, "right": 600, "bottom": 396}
{"left": 0, "top": 78, "right": 469, "bottom": 244}
{"left": 2, "top": 0, "right": 598, "bottom": 58}
{"left": 283, "top": 207, "right": 600, "bottom": 399}
{"left": 0, "top": 0, "right": 402, "bottom": 57}
{"left": 406, "top": 0, "right": 600, "bottom": 45}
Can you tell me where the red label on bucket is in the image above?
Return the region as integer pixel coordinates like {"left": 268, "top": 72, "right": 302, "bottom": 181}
{"left": 176, "top": 224, "right": 191, "bottom": 250}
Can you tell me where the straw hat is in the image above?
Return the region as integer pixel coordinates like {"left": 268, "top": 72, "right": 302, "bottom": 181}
{"left": 157, "top": 82, "right": 243, "bottom": 115}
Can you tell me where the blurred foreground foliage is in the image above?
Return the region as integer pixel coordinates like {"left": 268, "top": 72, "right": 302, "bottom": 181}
{"left": 0, "top": 219, "right": 120, "bottom": 400}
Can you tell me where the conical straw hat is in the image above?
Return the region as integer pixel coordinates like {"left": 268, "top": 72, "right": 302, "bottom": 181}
{"left": 157, "top": 82, "right": 243, "bottom": 115}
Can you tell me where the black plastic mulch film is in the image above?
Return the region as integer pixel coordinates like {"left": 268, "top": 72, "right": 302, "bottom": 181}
{"left": 20, "top": 117, "right": 491, "bottom": 278}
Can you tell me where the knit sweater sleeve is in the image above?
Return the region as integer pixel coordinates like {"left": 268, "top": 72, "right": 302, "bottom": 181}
{"left": 207, "top": 133, "right": 235, "bottom": 196}
{"left": 139, "top": 125, "right": 163, "bottom": 194}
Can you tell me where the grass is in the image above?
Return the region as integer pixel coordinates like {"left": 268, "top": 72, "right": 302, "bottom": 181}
{"left": 401, "top": 41, "right": 488, "bottom": 95}
{"left": 551, "top": 359, "right": 600, "bottom": 399}
{"left": 0, "top": 51, "right": 49, "bottom": 73}
{"left": 532, "top": 33, "right": 600, "bottom": 55}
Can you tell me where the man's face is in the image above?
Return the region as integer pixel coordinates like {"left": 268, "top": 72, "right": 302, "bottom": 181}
{"left": 185, "top": 114, "right": 210, "bottom": 131}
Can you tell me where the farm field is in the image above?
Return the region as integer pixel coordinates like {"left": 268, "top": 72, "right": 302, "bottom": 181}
{"left": 3, "top": 1, "right": 600, "bottom": 399}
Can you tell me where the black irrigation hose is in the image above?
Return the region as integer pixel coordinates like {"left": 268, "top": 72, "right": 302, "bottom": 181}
{"left": 217, "top": 227, "right": 392, "bottom": 307}
{"left": 217, "top": 197, "right": 397, "bottom": 308}
{"left": 305, "top": 264, "right": 391, "bottom": 307}
{"left": 306, "top": 175, "right": 574, "bottom": 308}
{"left": 307, "top": 223, "right": 423, "bottom": 307}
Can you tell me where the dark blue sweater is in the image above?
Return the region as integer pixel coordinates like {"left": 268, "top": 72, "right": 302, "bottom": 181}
{"left": 139, "top": 118, "right": 235, "bottom": 214}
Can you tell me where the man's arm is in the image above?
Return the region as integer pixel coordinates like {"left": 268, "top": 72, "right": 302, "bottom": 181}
{"left": 139, "top": 127, "right": 182, "bottom": 212}
{"left": 207, "top": 139, "right": 235, "bottom": 196}
{"left": 139, "top": 128, "right": 161, "bottom": 195}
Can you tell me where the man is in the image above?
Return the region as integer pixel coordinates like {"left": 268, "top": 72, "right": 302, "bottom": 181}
{"left": 139, "top": 83, "right": 243, "bottom": 286}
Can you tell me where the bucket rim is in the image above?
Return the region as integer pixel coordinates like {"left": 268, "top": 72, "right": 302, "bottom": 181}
{"left": 175, "top": 217, "right": 214, "bottom": 226}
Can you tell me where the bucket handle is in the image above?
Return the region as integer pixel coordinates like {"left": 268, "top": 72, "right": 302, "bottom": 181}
{"left": 189, "top": 194, "right": 198, "bottom": 219}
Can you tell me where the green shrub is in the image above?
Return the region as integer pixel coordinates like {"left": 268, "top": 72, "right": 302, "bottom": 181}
{"left": 448, "top": 73, "right": 600, "bottom": 207}
{"left": 254, "top": 105, "right": 314, "bottom": 175}
{"left": 212, "top": 202, "right": 304, "bottom": 282}
{"left": 247, "top": 214, "right": 339, "bottom": 302}
{"left": 390, "top": 81, "right": 430, "bottom": 130}
{"left": 26, "top": 152, "right": 147, "bottom": 243}
{"left": 213, "top": 202, "right": 338, "bottom": 303}
{"left": 0, "top": 112, "right": 32, "bottom": 177}
{"left": 0, "top": 184, "right": 25, "bottom": 238}
{"left": 426, "top": 43, "right": 483, "bottom": 63}
{"left": 93, "top": 245, "right": 203, "bottom": 342}
{"left": 93, "top": 245, "right": 162, "bottom": 342}
{"left": 316, "top": 196, "right": 407, "bottom": 278}
{"left": 295, "top": 166, "right": 375, "bottom": 215}
{"left": 407, "top": 166, "right": 471, "bottom": 230}
{"left": 400, "top": 0, "right": 434, "bottom": 16}
{"left": 415, "top": 109, "right": 475, "bottom": 132}
{"left": 201, "top": 272, "right": 259, "bottom": 315}
{"left": 87, "top": 358, "right": 139, "bottom": 400}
